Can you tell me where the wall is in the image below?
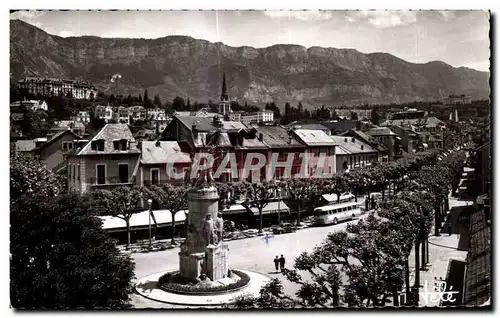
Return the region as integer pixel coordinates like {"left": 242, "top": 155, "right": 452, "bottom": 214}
{"left": 39, "top": 133, "right": 76, "bottom": 171}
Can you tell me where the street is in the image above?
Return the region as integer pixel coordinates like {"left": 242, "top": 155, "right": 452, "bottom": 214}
{"left": 131, "top": 212, "right": 369, "bottom": 308}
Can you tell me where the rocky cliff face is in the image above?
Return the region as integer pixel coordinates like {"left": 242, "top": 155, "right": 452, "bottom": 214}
{"left": 10, "top": 19, "right": 490, "bottom": 107}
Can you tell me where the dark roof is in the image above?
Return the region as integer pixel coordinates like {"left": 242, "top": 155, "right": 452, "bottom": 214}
{"left": 341, "top": 129, "right": 388, "bottom": 153}
{"left": 35, "top": 130, "right": 80, "bottom": 152}
{"left": 320, "top": 120, "right": 358, "bottom": 133}
{"left": 175, "top": 115, "right": 245, "bottom": 132}
{"left": 254, "top": 126, "right": 305, "bottom": 149}
{"left": 463, "top": 208, "right": 491, "bottom": 306}
{"left": 291, "top": 123, "right": 329, "bottom": 131}
{"left": 76, "top": 124, "right": 141, "bottom": 156}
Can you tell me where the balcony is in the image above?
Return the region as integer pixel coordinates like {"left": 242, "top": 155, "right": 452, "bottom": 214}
{"left": 89, "top": 176, "right": 136, "bottom": 188}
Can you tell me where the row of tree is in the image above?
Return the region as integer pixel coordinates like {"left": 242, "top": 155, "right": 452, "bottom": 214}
{"left": 227, "top": 149, "right": 467, "bottom": 308}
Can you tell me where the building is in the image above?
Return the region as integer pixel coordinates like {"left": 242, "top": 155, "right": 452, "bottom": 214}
{"left": 332, "top": 108, "right": 371, "bottom": 120}
{"left": 363, "top": 127, "right": 398, "bottom": 160}
{"left": 95, "top": 105, "right": 115, "bottom": 122}
{"left": 129, "top": 106, "right": 148, "bottom": 121}
{"left": 341, "top": 129, "right": 389, "bottom": 162}
{"left": 34, "top": 130, "right": 82, "bottom": 172}
{"left": 17, "top": 77, "right": 97, "bottom": 99}
{"left": 229, "top": 111, "right": 243, "bottom": 122}
{"left": 292, "top": 129, "right": 337, "bottom": 176}
{"left": 240, "top": 110, "right": 274, "bottom": 125}
{"left": 10, "top": 100, "right": 48, "bottom": 112}
{"left": 50, "top": 120, "right": 86, "bottom": 137}
{"left": 330, "top": 136, "right": 379, "bottom": 173}
{"left": 74, "top": 111, "right": 91, "bottom": 123}
{"left": 115, "top": 106, "right": 131, "bottom": 124}
{"left": 173, "top": 110, "right": 220, "bottom": 118}
{"left": 138, "top": 141, "right": 192, "bottom": 187}
{"left": 255, "top": 125, "right": 307, "bottom": 181}
{"left": 443, "top": 94, "right": 472, "bottom": 105}
{"left": 287, "top": 123, "right": 331, "bottom": 135}
{"left": 66, "top": 124, "right": 141, "bottom": 194}
{"left": 320, "top": 120, "right": 360, "bottom": 135}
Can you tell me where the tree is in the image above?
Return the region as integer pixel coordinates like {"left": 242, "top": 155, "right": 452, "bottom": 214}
{"left": 143, "top": 89, "right": 153, "bottom": 108}
{"left": 371, "top": 108, "right": 380, "bottom": 125}
{"left": 10, "top": 156, "right": 135, "bottom": 309}
{"left": 147, "top": 184, "right": 189, "bottom": 245}
{"left": 231, "top": 215, "right": 405, "bottom": 308}
{"left": 283, "top": 179, "right": 318, "bottom": 226}
{"left": 153, "top": 94, "right": 162, "bottom": 108}
{"left": 172, "top": 96, "right": 186, "bottom": 111}
{"left": 93, "top": 186, "right": 147, "bottom": 249}
{"left": 350, "top": 112, "right": 359, "bottom": 120}
{"left": 240, "top": 181, "right": 275, "bottom": 233}
{"left": 10, "top": 152, "right": 63, "bottom": 202}
{"left": 88, "top": 91, "right": 95, "bottom": 102}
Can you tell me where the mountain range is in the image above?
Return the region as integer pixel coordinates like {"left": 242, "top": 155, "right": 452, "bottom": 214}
{"left": 10, "top": 19, "right": 490, "bottom": 108}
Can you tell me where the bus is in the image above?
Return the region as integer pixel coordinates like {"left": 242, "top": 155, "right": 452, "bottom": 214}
{"left": 313, "top": 202, "right": 362, "bottom": 226}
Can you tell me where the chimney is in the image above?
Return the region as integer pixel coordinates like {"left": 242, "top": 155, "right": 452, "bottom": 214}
{"left": 192, "top": 124, "right": 198, "bottom": 139}
{"left": 258, "top": 133, "right": 263, "bottom": 142}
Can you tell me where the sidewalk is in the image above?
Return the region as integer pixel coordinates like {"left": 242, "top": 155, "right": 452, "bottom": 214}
{"left": 406, "top": 193, "right": 474, "bottom": 306}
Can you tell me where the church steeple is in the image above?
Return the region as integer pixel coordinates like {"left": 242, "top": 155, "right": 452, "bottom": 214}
{"left": 221, "top": 72, "right": 228, "bottom": 101}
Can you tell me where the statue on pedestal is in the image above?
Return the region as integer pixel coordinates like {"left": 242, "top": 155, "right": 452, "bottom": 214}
{"left": 215, "top": 212, "right": 224, "bottom": 243}
{"left": 201, "top": 214, "right": 217, "bottom": 246}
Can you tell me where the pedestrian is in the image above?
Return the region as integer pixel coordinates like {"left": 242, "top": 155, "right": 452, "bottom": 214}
{"left": 365, "top": 197, "right": 369, "bottom": 211}
{"left": 273, "top": 256, "right": 280, "bottom": 272}
{"left": 279, "top": 254, "right": 286, "bottom": 272}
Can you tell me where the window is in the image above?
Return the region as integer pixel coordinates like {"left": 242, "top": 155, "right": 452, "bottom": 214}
{"left": 113, "top": 139, "right": 128, "bottom": 151}
{"left": 118, "top": 164, "right": 129, "bottom": 183}
{"left": 62, "top": 141, "right": 73, "bottom": 151}
{"left": 91, "top": 140, "right": 105, "bottom": 151}
{"left": 77, "top": 164, "right": 80, "bottom": 180}
{"left": 150, "top": 168, "right": 160, "bottom": 185}
{"left": 96, "top": 164, "right": 106, "bottom": 184}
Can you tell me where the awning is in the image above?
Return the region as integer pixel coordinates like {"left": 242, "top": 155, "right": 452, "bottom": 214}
{"left": 250, "top": 201, "right": 290, "bottom": 215}
{"left": 322, "top": 193, "right": 354, "bottom": 203}
{"left": 99, "top": 209, "right": 187, "bottom": 232}
{"left": 222, "top": 204, "right": 248, "bottom": 215}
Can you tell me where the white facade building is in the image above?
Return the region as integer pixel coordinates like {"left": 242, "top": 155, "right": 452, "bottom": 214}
{"left": 241, "top": 110, "right": 274, "bottom": 125}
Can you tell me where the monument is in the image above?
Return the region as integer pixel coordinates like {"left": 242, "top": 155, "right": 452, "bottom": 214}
{"left": 178, "top": 168, "right": 230, "bottom": 282}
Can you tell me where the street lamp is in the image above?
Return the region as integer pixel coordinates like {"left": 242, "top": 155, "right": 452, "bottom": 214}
{"left": 147, "top": 198, "right": 153, "bottom": 249}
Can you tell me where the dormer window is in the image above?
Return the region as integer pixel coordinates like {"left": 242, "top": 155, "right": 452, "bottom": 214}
{"left": 113, "top": 139, "right": 128, "bottom": 150}
{"left": 91, "top": 139, "right": 105, "bottom": 151}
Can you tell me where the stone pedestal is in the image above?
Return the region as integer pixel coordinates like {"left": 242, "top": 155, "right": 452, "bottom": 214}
{"left": 205, "top": 243, "right": 229, "bottom": 281}
{"left": 179, "top": 185, "right": 229, "bottom": 281}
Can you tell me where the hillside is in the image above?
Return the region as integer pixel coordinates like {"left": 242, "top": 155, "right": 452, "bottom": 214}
{"left": 10, "top": 19, "right": 490, "bottom": 107}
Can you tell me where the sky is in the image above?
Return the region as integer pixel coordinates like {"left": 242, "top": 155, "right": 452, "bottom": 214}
{"left": 10, "top": 10, "right": 491, "bottom": 72}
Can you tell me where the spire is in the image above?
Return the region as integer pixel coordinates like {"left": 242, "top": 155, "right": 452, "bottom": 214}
{"left": 221, "top": 72, "right": 228, "bottom": 101}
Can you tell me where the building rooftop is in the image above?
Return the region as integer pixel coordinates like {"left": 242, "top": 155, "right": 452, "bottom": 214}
{"left": 76, "top": 124, "right": 141, "bottom": 156}
{"left": 330, "top": 136, "right": 378, "bottom": 155}
{"left": 141, "top": 141, "right": 191, "bottom": 164}
{"left": 380, "top": 117, "right": 445, "bottom": 128}
{"left": 294, "top": 129, "right": 337, "bottom": 146}
{"left": 15, "top": 140, "right": 36, "bottom": 152}
{"left": 364, "top": 127, "right": 397, "bottom": 136}
{"left": 320, "top": 120, "right": 359, "bottom": 134}
{"left": 254, "top": 126, "right": 305, "bottom": 149}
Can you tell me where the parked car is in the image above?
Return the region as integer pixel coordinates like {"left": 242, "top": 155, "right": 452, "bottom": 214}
{"left": 282, "top": 223, "right": 297, "bottom": 233}
{"left": 271, "top": 225, "right": 284, "bottom": 235}
{"left": 223, "top": 220, "right": 236, "bottom": 232}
